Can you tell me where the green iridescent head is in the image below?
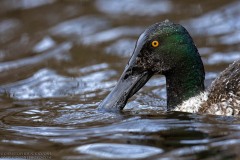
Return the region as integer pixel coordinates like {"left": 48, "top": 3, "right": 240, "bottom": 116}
{"left": 99, "top": 20, "right": 205, "bottom": 112}
{"left": 131, "top": 20, "right": 203, "bottom": 74}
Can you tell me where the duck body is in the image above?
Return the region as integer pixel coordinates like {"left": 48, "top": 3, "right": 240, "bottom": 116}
{"left": 175, "top": 60, "right": 240, "bottom": 116}
{"left": 98, "top": 20, "right": 240, "bottom": 116}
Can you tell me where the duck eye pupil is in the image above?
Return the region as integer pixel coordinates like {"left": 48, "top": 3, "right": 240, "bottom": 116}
{"left": 152, "top": 41, "right": 159, "bottom": 47}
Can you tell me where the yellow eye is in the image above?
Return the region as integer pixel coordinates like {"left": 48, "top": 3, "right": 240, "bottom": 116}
{"left": 151, "top": 40, "right": 159, "bottom": 47}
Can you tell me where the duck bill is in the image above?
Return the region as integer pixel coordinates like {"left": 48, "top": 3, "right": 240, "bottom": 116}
{"left": 98, "top": 65, "right": 153, "bottom": 112}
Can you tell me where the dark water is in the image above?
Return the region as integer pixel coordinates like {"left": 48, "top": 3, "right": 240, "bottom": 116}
{"left": 0, "top": 0, "right": 240, "bottom": 159}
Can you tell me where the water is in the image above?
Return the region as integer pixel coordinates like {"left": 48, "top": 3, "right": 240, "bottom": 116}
{"left": 0, "top": 0, "right": 240, "bottom": 159}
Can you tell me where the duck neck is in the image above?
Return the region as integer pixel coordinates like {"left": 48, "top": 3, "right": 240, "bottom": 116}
{"left": 165, "top": 60, "right": 205, "bottom": 110}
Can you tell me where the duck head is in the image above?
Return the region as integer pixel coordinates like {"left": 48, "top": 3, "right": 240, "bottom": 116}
{"left": 98, "top": 20, "right": 205, "bottom": 112}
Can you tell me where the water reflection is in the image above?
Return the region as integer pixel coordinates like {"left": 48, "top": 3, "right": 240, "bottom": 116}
{"left": 96, "top": 0, "right": 172, "bottom": 16}
{"left": 0, "top": 43, "right": 71, "bottom": 72}
{"left": 49, "top": 16, "right": 110, "bottom": 41}
{"left": 3, "top": 110, "right": 240, "bottom": 159}
{"left": 76, "top": 143, "right": 163, "bottom": 159}
{"left": 33, "top": 36, "right": 56, "bottom": 53}
{"left": 207, "top": 52, "right": 240, "bottom": 65}
{"left": 82, "top": 26, "right": 143, "bottom": 45}
{"left": 0, "top": 67, "right": 116, "bottom": 99}
{"left": 0, "top": 0, "right": 55, "bottom": 11}
{"left": 184, "top": 1, "right": 240, "bottom": 45}
{"left": 105, "top": 38, "right": 136, "bottom": 57}
{"left": 0, "top": 19, "right": 22, "bottom": 45}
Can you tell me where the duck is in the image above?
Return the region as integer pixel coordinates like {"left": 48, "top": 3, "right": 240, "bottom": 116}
{"left": 98, "top": 20, "right": 240, "bottom": 116}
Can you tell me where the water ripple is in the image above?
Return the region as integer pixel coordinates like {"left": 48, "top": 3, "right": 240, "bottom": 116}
{"left": 0, "top": 68, "right": 116, "bottom": 99}
{"left": 76, "top": 143, "right": 163, "bottom": 159}
{"left": 96, "top": 0, "right": 172, "bottom": 16}
{"left": 0, "top": 42, "right": 72, "bottom": 72}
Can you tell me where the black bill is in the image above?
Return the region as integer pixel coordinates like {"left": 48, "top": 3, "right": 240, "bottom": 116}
{"left": 98, "top": 62, "right": 153, "bottom": 112}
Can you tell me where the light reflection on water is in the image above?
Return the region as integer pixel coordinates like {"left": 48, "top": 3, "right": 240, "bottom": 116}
{"left": 0, "top": 0, "right": 240, "bottom": 159}
{"left": 95, "top": 0, "right": 172, "bottom": 16}
{"left": 76, "top": 143, "right": 164, "bottom": 159}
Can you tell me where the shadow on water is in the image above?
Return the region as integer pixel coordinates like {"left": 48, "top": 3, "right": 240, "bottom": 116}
{"left": 0, "top": 0, "right": 240, "bottom": 159}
